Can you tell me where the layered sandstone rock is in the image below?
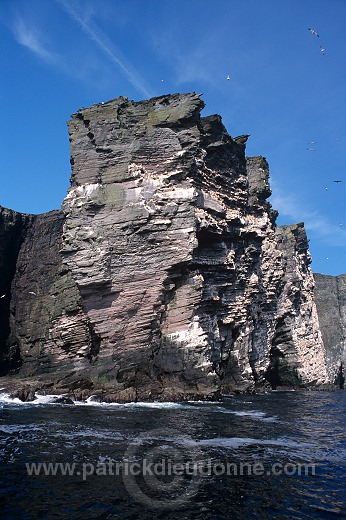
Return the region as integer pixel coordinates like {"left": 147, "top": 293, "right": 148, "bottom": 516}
{"left": 0, "top": 93, "right": 334, "bottom": 401}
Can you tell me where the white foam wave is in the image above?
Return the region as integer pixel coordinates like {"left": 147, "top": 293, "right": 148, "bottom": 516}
{"left": 72, "top": 397, "right": 115, "bottom": 407}
{"left": 225, "top": 410, "right": 279, "bottom": 422}
{"left": 0, "top": 392, "right": 217, "bottom": 409}
{"left": 0, "top": 424, "right": 44, "bottom": 434}
{"left": 127, "top": 402, "right": 193, "bottom": 409}
{"left": 125, "top": 433, "right": 317, "bottom": 451}
{"left": 187, "top": 400, "right": 223, "bottom": 405}
{"left": 0, "top": 393, "right": 26, "bottom": 405}
{"left": 33, "top": 394, "right": 65, "bottom": 404}
{"left": 192, "top": 437, "right": 317, "bottom": 450}
{"left": 51, "top": 429, "right": 124, "bottom": 441}
{"left": 0, "top": 422, "right": 59, "bottom": 434}
{"left": 0, "top": 393, "right": 73, "bottom": 406}
{"left": 73, "top": 398, "right": 196, "bottom": 409}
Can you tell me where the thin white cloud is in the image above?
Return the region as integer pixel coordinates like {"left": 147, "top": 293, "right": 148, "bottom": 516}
{"left": 271, "top": 190, "right": 346, "bottom": 247}
{"left": 12, "top": 17, "right": 58, "bottom": 64}
{"left": 55, "top": 0, "right": 154, "bottom": 99}
{"left": 10, "top": 16, "right": 121, "bottom": 89}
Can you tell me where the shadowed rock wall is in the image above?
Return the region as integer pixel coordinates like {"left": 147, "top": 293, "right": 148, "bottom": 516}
{"left": 0, "top": 207, "right": 33, "bottom": 375}
{"left": 314, "top": 273, "right": 346, "bottom": 387}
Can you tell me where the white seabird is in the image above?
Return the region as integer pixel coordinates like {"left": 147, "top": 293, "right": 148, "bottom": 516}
{"left": 308, "top": 28, "right": 319, "bottom": 37}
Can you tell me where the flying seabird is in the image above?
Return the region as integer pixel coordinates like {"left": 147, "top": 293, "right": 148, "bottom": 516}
{"left": 308, "top": 28, "right": 319, "bottom": 37}
{"left": 0, "top": 294, "right": 6, "bottom": 299}
{"left": 28, "top": 291, "right": 37, "bottom": 296}
{"left": 320, "top": 46, "right": 325, "bottom": 55}
{"left": 308, "top": 140, "right": 316, "bottom": 144}
{"left": 334, "top": 180, "right": 342, "bottom": 183}
{"left": 306, "top": 148, "right": 316, "bottom": 151}
{"left": 227, "top": 75, "right": 231, "bottom": 81}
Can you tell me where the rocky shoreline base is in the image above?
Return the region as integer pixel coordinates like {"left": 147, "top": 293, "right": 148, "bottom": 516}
{"left": 0, "top": 377, "right": 337, "bottom": 405}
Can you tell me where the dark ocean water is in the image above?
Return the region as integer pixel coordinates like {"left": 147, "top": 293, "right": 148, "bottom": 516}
{"left": 0, "top": 390, "right": 345, "bottom": 519}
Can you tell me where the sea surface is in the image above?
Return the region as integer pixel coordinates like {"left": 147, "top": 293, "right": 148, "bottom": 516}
{"left": 0, "top": 390, "right": 345, "bottom": 519}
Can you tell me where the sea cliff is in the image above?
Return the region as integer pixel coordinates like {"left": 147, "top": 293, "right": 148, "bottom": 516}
{"left": 0, "top": 93, "right": 341, "bottom": 401}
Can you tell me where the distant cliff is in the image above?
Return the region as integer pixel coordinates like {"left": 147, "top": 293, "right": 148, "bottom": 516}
{"left": 314, "top": 274, "right": 346, "bottom": 388}
{"left": 0, "top": 93, "right": 339, "bottom": 402}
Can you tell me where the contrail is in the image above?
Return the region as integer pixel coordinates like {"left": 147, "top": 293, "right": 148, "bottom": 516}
{"left": 56, "top": 0, "right": 154, "bottom": 99}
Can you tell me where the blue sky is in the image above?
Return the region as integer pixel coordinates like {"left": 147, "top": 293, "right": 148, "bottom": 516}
{"left": 1, "top": 0, "right": 345, "bottom": 275}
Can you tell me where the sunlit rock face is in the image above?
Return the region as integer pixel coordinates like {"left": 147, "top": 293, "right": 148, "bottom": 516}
{"left": 0, "top": 93, "right": 333, "bottom": 401}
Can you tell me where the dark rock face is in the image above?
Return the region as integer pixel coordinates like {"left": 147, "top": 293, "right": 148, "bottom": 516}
{"left": 314, "top": 274, "right": 346, "bottom": 388}
{"left": 0, "top": 93, "right": 333, "bottom": 401}
{"left": 0, "top": 207, "right": 33, "bottom": 375}
{"left": 7, "top": 210, "right": 93, "bottom": 380}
